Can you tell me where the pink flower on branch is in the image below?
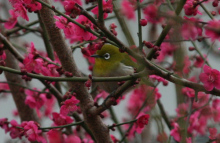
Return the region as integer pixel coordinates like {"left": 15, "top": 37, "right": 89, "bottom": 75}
{"left": 205, "top": 20, "right": 220, "bottom": 41}
{"left": 60, "top": 96, "right": 79, "bottom": 116}
{"left": 25, "top": 89, "right": 46, "bottom": 109}
{"left": 4, "top": 10, "right": 18, "bottom": 29}
{"left": 170, "top": 122, "right": 181, "bottom": 142}
{"left": 181, "top": 17, "right": 203, "bottom": 40}
{"left": 0, "top": 118, "right": 9, "bottom": 133}
{"left": 63, "top": 0, "right": 82, "bottom": 18}
{"left": 52, "top": 112, "right": 74, "bottom": 126}
{"left": 23, "top": 121, "right": 46, "bottom": 142}
{"left": 143, "top": 4, "right": 163, "bottom": 24}
{"left": 199, "top": 65, "right": 220, "bottom": 91}
{"left": 47, "top": 129, "right": 64, "bottom": 143}
{"left": 184, "top": 0, "right": 202, "bottom": 16}
{"left": 91, "top": 0, "right": 113, "bottom": 19}
{"left": 136, "top": 114, "right": 150, "bottom": 129}
{"left": 121, "top": 0, "right": 136, "bottom": 20}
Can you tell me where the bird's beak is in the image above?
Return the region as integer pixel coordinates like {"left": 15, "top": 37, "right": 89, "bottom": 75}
{"left": 91, "top": 54, "right": 101, "bottom": 58}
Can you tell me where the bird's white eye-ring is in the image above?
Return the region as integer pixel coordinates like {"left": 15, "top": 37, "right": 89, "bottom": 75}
{"left": 104, "top": 53, "right": 110, "bottom": 60}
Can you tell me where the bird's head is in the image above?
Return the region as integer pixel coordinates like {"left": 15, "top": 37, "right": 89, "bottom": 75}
{"left": 91, "top": 44, "right": 124, "bottom": 64}
{"left": 91, "top": 44, "right": 125, "bottom": 76}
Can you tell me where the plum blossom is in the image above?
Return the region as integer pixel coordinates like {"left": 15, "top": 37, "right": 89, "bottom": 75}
{"left": 157, "top": 43, "right": 177, "bottom": 62}
{"left": 65, "top": 135, "right": 81, "bottom": 143}
{"left": 205, "top": 20, "right": 220, "bottom": 41}
{"left": 193, "top": 54, "right": 206, "bottom": 68}
{"left": 23, "top": 121, "right": 46, "bottom": 142}
{"left": 9, "top": 120, "right": 23, "bottom": 139}
{"left": 176, "top": 103, "right": 188, "bottom": 117}
{"left": 0, "top": 118, "right": 9, "bottom": 133}
{"left": 52, "top": 112, "right": 74, "bottom": 126}
{"left": 181, "top": 17, "right": 202, "bottom": 40}
{"left": 91, "top": 0, "right": 113, "bottom": 19}
{"left": 25, "top": 89, "right": 46, "bottom": 109}
{"left": 121, "top": 0, "right": 136, "bottom": 20}
{"left": 60, "top": 96, "right": 79, "bottom": 116}
{"left": 143, "top": 4, "right": 163, "bottom": 23}
{"left": 128, "top": 85, "right": 161, "bottom": 115}
{"left": 8, "top": 0, "right": 29, "bottom": 21}
{"left": 74, "top": 15, "right": 96, "bottom": 41}
{"left": 184, "top": 0, "right": 202, "bottom": 16}
{"left": 4, "top": 10, "right": 18, "bottom": 29}
{"left": 170, "top": 122, "right": 181, "bottom": 142}
{"left": 136, "top": 114, "right": 150, "bottom": 129}
{"left": 199, "top": 65, "right": 220, "bottom": 91}
{"left": 149, "top": 75, "right": 168, "bottom": 86}
{"left": 63, "top": 0, "right": 82, "bottom": 18}
{"left": 47, "top": 129, "right": 64, "bottom": 143}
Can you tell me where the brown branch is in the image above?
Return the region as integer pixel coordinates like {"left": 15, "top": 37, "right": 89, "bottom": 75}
{"left": 4, "top": 51, "right": 39, "bottom": 122}
{"left": 38, "top": 0, "right": 112, "bottom": 142}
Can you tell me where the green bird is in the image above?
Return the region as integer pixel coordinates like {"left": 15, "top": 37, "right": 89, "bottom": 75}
{"left": 91, "top": 44, "right": 138, "bottom": 93}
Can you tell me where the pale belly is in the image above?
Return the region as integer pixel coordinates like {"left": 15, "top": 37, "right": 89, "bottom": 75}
{"left": 94, "top": 63, "right": 134, "bottom": 93}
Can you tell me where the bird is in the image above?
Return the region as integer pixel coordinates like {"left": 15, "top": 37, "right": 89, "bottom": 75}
{"left": 91, "top": 44, "right": 137, "bottom": 93}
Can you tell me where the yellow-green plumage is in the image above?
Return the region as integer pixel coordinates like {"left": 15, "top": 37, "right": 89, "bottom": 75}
{"left": 92, "top": 44, "right": 136, "bottom": 93}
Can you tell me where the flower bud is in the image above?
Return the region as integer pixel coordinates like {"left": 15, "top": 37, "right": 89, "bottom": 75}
{"left": 140, "top": 19, "right": 148, "bottom": 26}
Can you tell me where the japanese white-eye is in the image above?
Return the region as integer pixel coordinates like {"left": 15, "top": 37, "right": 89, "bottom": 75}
{"left": 92, "top": 44, "right": 137, "bottom": 93}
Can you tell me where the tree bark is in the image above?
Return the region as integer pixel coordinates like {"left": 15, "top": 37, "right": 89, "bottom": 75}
{"left": 38, "top": 0, "right": 112, "bottom": 142}
{"left": 4, "top": 51, "right": 39, "bottom": 122}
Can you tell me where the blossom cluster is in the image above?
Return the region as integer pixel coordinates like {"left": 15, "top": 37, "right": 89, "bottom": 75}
{"left": 1, "top": 0, "right": 220, "bottom": 142}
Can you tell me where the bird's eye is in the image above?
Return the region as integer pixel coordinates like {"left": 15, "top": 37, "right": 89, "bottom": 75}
{"left": 104, "top": 53, "right": 110, "bottom": 60}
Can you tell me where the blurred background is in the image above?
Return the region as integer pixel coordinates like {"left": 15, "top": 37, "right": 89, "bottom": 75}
{"left": 0, "top": 0, "right": 220, "bottom": 142}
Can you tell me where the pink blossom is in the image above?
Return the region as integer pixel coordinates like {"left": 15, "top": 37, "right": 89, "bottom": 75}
{"left": 205, "top": 20, "right": 220, "bottom": 41}
{"left": 9, "top": 120, "right": 23, "bottom": 139}
{"left": 157, "top": 43, "right": 177, "bottom": 62}
{"left": 52, "top": 112, "right": 74, "bottom": 126}
{"left": 128, "top": 85, "right": 161, "bottom": 115}
{"left": 181, "top": 17, "right": 203, "bottom": 40}
{"left": 143, "top": 4, "right": 163, "bottom": 23}
{"left": 94, "top": 90, "right": 108, "bottom": 102}
{"left": 184, "top": 0, "right": 202, "bottom": 16}
{"left": 91, "top": 0, "right": 113, "bottom": 19}
{"left": 183, "top": 56, "right": 191, "bottom": 74}
{"left": 186, "top": 137, "right": 192, "bottom": 143}
{"left": 25, "top": 89, "right": 46, "bottom": 109}
{"left": 13, "top": 3, "right": 29, "bottom": 21}
{"left": 182, "top": 87, "right": 195, "bottom": 98}
{"left": 170, "top": 122, "right": 181, "bottom": 142}
{"left": 193, "top": 92, "right": 209, "bottom": 109}
{"left": 188, "top": 111, "right": 207, "bottom": 135}
{"left": 44, "top": 95, "right": 56, "bottom": 116}
{"left": 60, "top": 96, "right": 79, "bottom": 116}
{"left": 23, "top": 121, "right": 46, "bottom": 142}
{"left": 65, "top": 135, "right": 81, "bottom": 143}
{"left": 47, "top": 129, "right": 64, "bottom": 143}
{"left": 121, "top": 0, "right": 136, "bottom": 20}
{"left": 4, "top": 10, "right": 18, "bottom": 29}
{"left": 209, "top": 128, "right": 217, "bottom": 140}
{"left": 74, "top": 15, "right": 96, "bottom": 41}
{"left": 176, "top": 103, "right": 188, "bottom": 117}
{"left": 149, "top": 75, "right": 168, "bottom": 86}
{"left": 63, "top": 0, "right": 82, "bottom": 18}
{"left": 136, "top": 114, "right": 150, "bottom": 128}
{"left": 0, "top": 118, "right": 9, "bottom": 133}
{"left": 193, "top": 54, "right": 206, "bottom": 68}
{"left": 110, "top": 135, "right": 119, "bottom": 143}
{"left": 23, "top": 0, "right": 42, "bottom": 12}
{"left": 212, "top": 99, "right": 220, "bottom": 122}
{"left": 199, "top": 65, "right": 220, "bottom": 91}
